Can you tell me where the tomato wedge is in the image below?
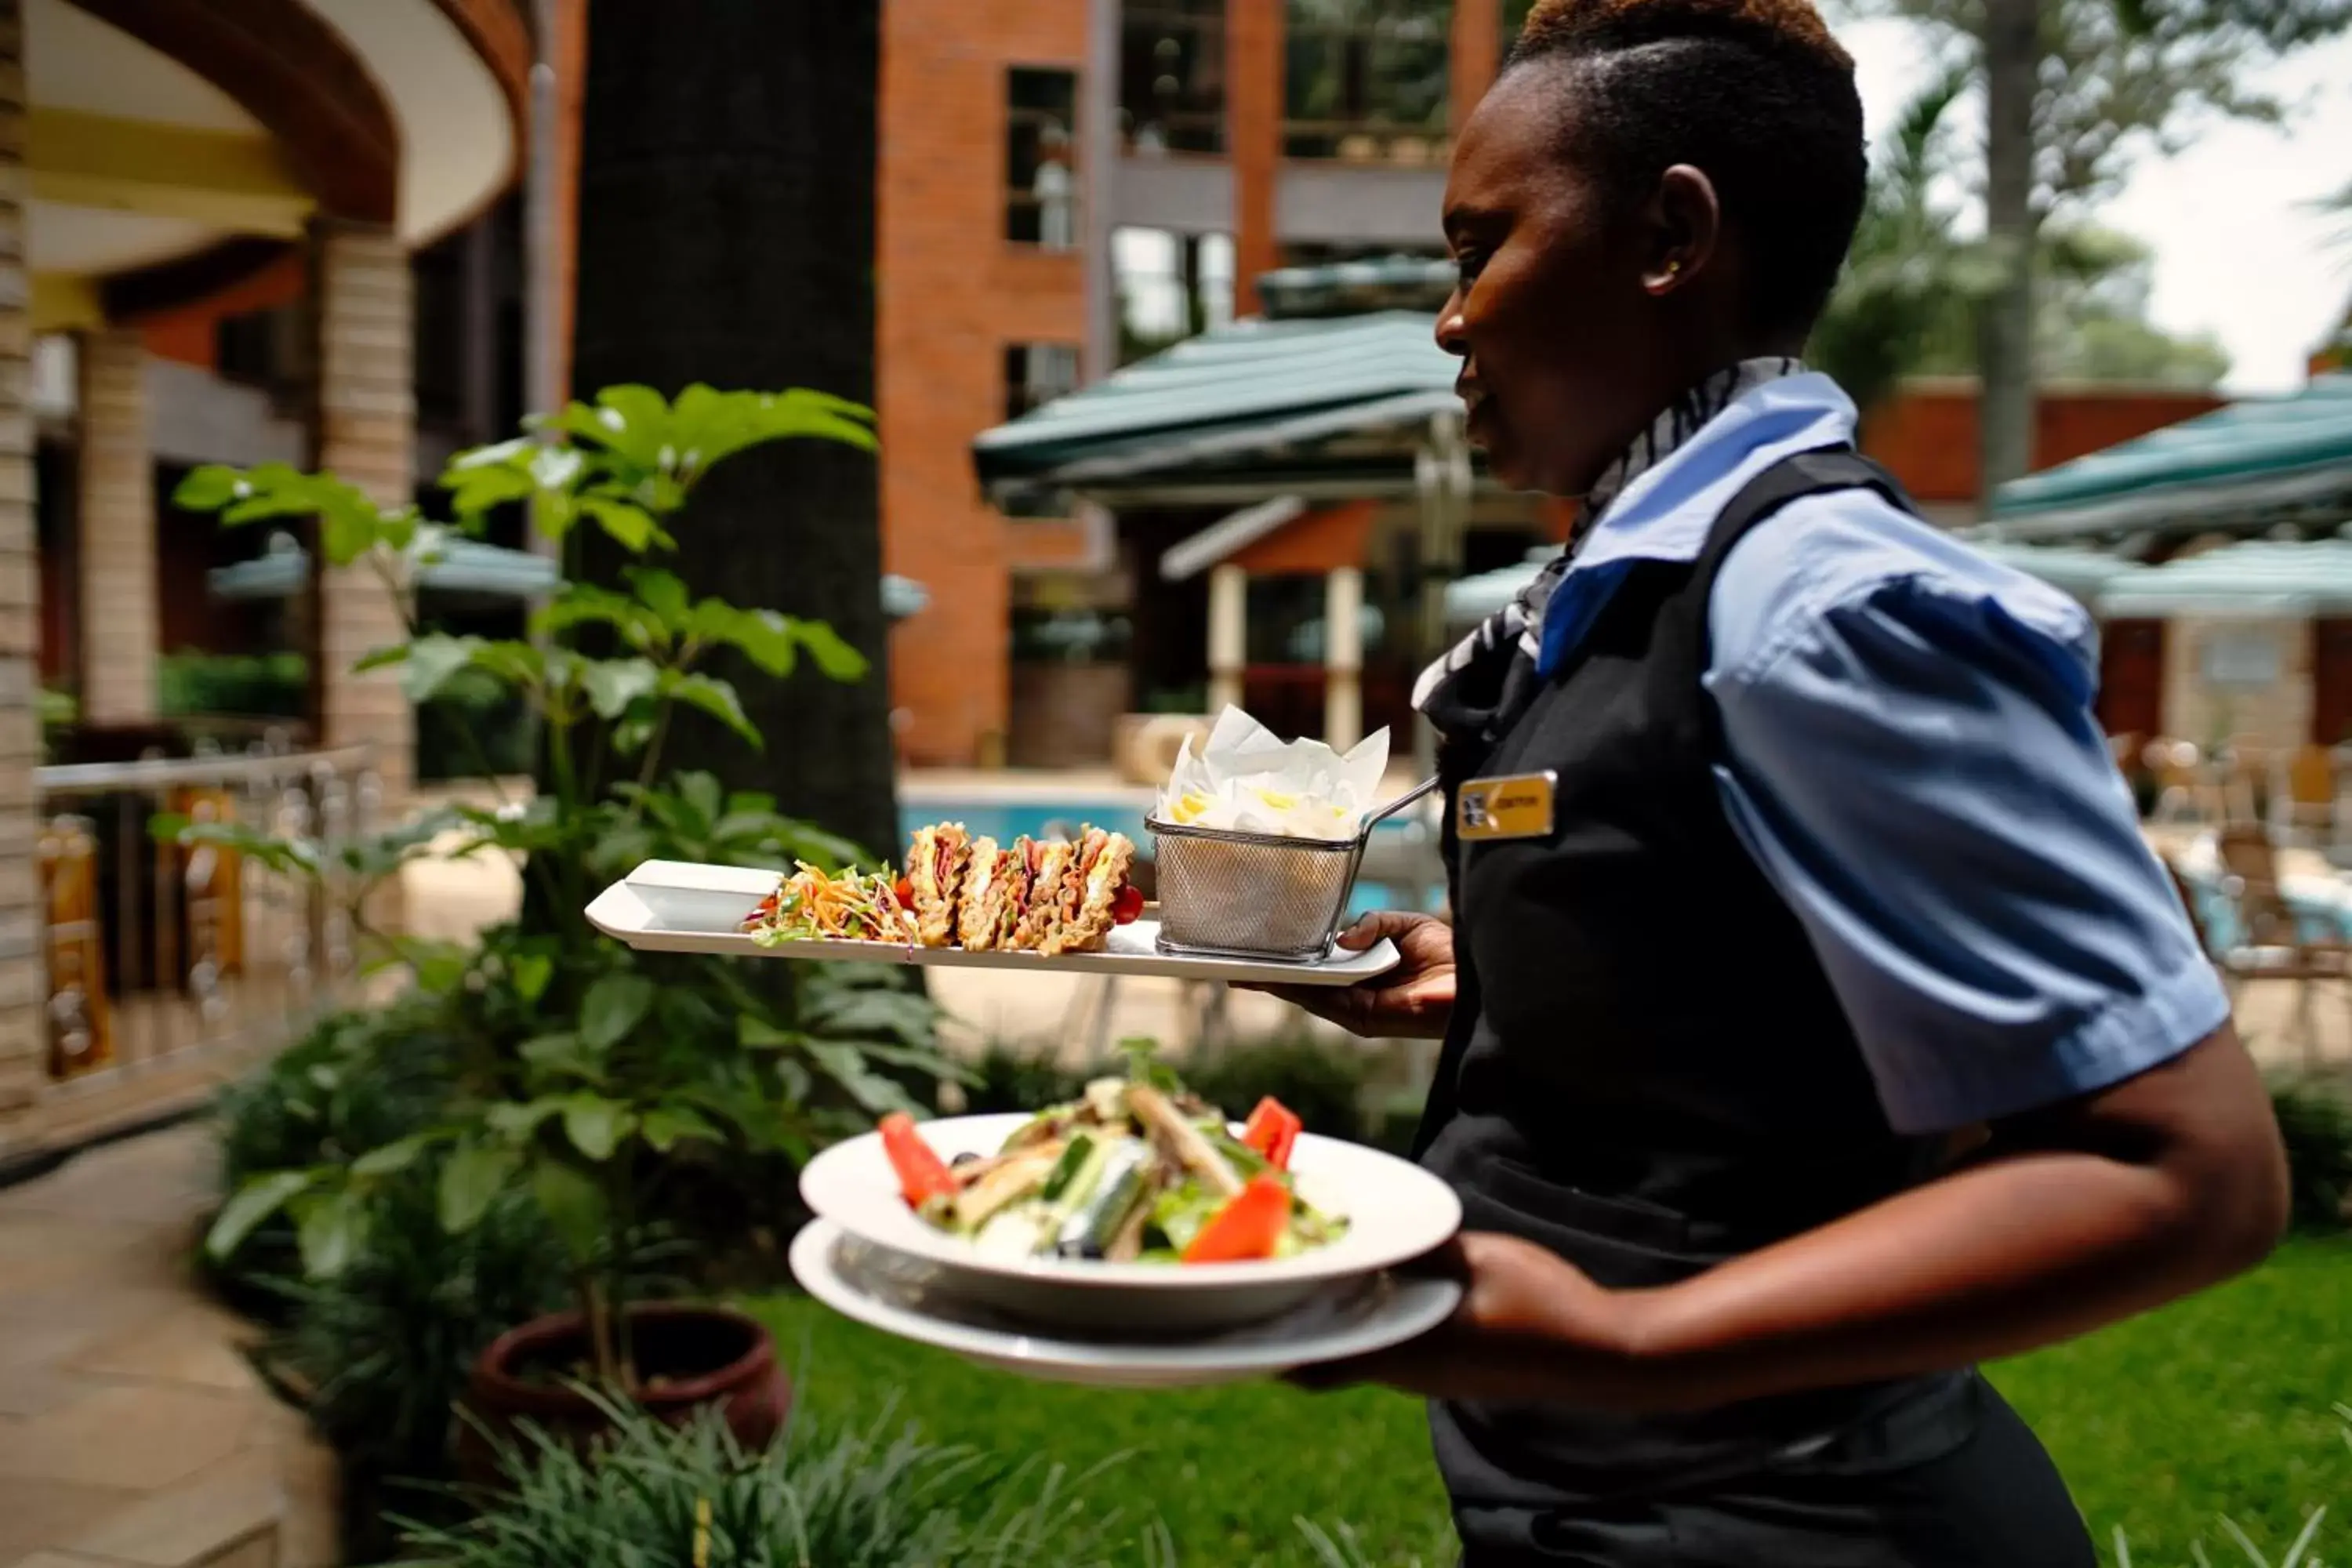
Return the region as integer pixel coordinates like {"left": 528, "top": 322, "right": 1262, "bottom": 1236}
{"left": 1240, "top": 1097, "right": 1302, "bottom": 1171}
{"left": 1181, "top": 1174, "right": 1292, "bottom": 1264}
{"left": 878, "top": 1112, "right": 957, "bottom": 1209}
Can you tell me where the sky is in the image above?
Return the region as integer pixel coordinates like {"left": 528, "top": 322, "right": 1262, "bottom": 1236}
{"left": 1840, "top": 18, "right": 2352, "bottom": 394}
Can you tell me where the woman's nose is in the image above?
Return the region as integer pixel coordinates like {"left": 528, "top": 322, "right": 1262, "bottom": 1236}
{"left": 1436, "top": 299, "right": 1469, "bottom": 356}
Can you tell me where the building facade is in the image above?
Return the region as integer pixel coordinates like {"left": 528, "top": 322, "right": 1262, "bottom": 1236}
{"left": 881, "top": 0, "right": 1508, "bottom": 767}
{"left": 0, "top": 0, "right": 539, "bottom": 1165}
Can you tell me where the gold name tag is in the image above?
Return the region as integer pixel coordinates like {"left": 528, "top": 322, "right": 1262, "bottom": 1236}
{"left": 1457, "top": 771, "right": 1557, "bottom": 841}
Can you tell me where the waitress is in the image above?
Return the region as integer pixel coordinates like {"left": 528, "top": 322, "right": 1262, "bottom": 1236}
{"left": 1265, "top": 0, "right": 2290, "bottom": 1562}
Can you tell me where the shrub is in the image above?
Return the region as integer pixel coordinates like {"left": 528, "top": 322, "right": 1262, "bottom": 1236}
{"left": 209, "top": 1000, "right": 463, "bottom": 1314}
{"left": 157, "top": 649, "right": 307, "bottom": 720}
{"left": 2271, "top": 1076, "right": 2352, "bottom": 1232}
{"left": 395, "top": 1396, "right": 1145, "bottom": 1568}
{"left": 245, "top": 1169, "right": 572, "bottom": 1564}
{"left": 1186, "top": 1034, "right": 1377, "bottom": 1144}
{"left": 176, "top": 386, "right": 960, "bottom": 1392}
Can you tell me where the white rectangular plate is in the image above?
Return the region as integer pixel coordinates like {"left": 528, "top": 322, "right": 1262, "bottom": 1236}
{"left": 586, "top": 860, "right": 1400, "bottom": 987}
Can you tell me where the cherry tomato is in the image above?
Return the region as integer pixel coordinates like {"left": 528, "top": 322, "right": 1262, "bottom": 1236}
{"left": 1112, "top": 883, "right": 1145, "bottom": 924}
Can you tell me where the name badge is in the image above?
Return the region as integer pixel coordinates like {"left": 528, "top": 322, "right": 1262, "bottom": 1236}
{"left": 1457, "top": 771, "right": 1557, "bottom": 841}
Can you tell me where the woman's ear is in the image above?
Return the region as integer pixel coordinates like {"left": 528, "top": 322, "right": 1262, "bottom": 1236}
{"left": 1642, "top": 164, "right": 1722, "bottom": 296}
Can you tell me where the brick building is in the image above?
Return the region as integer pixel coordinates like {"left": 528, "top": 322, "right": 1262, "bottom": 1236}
{"left": 883, "top": 0, "right": 1508, "bottom": 766}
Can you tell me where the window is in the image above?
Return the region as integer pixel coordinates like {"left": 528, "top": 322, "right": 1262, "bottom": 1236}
{"left": 1007, "top": 67, "right": 1080, "bottom": 248}
{"left": 1113, "top": 228, "right": 1233, "bottom": 365}
{"left": 214, "top": 303, "right": 310, "bottom": 408}
{"left": 1283, "top": 0, "right": 1450, "bottom": 161}
{"left": 1122, "top": 0, "right": 1226, "bottom": 154}
{"left": 1004, "top": 343, "right": 1081, "bottom": 423}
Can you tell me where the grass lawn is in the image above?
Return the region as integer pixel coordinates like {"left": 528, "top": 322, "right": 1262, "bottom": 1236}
{"left": 750, "top": 1236, "right": 2352, "bottom": 1567}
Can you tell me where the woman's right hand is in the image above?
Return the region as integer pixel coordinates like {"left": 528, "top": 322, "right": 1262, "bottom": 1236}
{"left": 1243, "top": 911, "right": 1458, "bottom": 1040}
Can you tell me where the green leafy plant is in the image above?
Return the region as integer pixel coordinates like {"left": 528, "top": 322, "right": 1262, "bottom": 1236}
{"left": 157, "top": 648, "right": 309, "bottom": 720}
{"left": 208, "top": 998, "right": 465, "bottom": 1312}
{"left": 176, "top": 384, "right": 957, "bottom": 1394}
{"left": 246, "top": 1167, "right": 576, "bottom": 1564}
{"left": 2270, "top": 1076, "right": 2352, "bottom": 1233}
{"left": 394, "top": 1396, "right": 1144, "bottom": 1568}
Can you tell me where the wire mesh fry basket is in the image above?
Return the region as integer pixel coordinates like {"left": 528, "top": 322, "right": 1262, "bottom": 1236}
{"left": 1147, "top": 776, "right": 1439, "bottom": 962}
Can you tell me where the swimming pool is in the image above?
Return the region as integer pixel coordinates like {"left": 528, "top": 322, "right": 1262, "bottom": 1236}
{"left": 895, "top": 796, "right": 1439, "bottom": 917}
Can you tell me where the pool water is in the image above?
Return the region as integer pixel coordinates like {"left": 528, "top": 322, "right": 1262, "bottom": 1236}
{"left": 895, "top": 799, "right": 1434, "bottom": 918}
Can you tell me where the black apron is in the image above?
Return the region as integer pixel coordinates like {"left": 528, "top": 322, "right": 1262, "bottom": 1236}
{"left": 1415, "top": 449, "right": 2095, "bottom": 1566}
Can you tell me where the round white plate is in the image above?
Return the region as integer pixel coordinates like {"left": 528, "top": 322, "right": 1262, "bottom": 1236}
{"left": 797, "top": 1112, "right": 1463, "bottom": 1334}
{"left": 788, "top": 1218, "right": 1462, "bottom": 1389}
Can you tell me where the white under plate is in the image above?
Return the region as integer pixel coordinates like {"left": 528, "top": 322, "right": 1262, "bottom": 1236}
{"left": 788, "top": 1218, "right": 1461, "bottom": 1389}
{"left": 585, "top": 860, "right": 1400, "bottom": 986}
{"left": 798, "top": 1112, "right": 1463, "bottom": 1334}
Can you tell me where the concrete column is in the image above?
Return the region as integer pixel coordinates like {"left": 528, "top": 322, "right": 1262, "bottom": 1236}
{"left": 0, "top": 0, "right": 49, "bottom": 1145}
{"left": 1227, "top": 0, "right": 1283, "bottom": 318}
{"left": 308, "top": 220, "right": 414, "bottom": 808}
{"left": 1451, "top": 0, "right": 1504, "bottom": 134}
{"left": 74, "top": 327, "right": 157, "bottom": 725}
{"left": 1207, "top": 562, "right": 1247, "bottom": 716}
{"left": 1323, "top": 564, "right": 1363, "bottom": 750}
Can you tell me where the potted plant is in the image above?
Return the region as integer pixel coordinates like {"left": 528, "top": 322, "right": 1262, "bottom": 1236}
{"left": 183, "top": 385, "right": 957, "bottom": 1457}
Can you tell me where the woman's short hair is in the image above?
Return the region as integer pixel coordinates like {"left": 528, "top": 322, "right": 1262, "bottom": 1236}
{"left": 1508, "top": 0, "right": 1868, "bottom": 338}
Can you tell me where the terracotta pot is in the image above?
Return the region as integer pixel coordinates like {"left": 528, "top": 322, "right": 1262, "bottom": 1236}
{"left": 456, "top": 1301, "right": 791, "bottom": 1484}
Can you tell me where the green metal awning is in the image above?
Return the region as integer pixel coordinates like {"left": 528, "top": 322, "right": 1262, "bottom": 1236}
{"left": 1970, "top": 541, "right": 2152, "bottom": 603}
{"left": 1986, "top": 376, "right": 2352, "bottom": 542}
{"left": 973, "top": 310, "right": 1457, "bottom": 506}
{"left": 2096, "top": 538, "right": 2352, "bottom": 619}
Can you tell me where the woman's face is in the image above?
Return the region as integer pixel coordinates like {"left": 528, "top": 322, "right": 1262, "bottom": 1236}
{"left": 1437, "top": 71, "right": 1703, "bottom": 499}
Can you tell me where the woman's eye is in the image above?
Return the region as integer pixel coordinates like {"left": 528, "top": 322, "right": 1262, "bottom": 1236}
{"left": 1454, "top": 251, "right": 1487, "bottom": 289}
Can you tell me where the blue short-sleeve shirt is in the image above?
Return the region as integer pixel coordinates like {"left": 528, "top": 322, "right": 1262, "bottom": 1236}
{"left": 1531, "top": 373, "right": 2229, "bottom": 1134}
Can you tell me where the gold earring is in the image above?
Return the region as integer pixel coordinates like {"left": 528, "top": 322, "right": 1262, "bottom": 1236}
{"left": 1664, "top": 260, "right": 1682, "bottom": 279}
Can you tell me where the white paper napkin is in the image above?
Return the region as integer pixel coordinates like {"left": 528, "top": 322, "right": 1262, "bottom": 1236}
{"left": 1154, "top": 706, "right": 1389, "bottom": 840}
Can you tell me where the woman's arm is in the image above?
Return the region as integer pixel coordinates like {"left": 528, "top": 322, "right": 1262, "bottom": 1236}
{"left": 1305, "top": 1025, "right": 2286, "bottom": 1408}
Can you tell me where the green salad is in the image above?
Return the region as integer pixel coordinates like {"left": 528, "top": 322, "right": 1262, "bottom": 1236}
{"left": 877, "top": 1061, "right": 1348, "bottom": 1265}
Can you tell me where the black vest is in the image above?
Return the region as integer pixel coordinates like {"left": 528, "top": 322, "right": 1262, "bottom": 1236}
{"left": 1418, "top": 450, "right": 1978, "bottom": 1526}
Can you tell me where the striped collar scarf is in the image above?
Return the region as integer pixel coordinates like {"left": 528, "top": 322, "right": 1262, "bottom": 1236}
{"left": 1413, "top": 357, "right": 1805, "bottom": 749}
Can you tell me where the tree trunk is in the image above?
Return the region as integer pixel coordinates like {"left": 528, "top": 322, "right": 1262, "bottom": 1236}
{"left": 1976, "top": 0, "right": 2039, "bottom": 506}
{"left": 568, "top": 0, "right": 896, "bottom": 859}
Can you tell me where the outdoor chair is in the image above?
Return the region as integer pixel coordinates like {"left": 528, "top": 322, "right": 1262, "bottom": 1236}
{"left": 2283, "top": 744, "right": 2339, "bottom": 847}
{"left": 2144, "top": 739, "right": 2216, "bottom": 826}
{"left": 2207, "top": 825, "right": 2352, "bottom": 1069}
{"left": 2218, "top": 744, "right": 2273, "bottom": 829}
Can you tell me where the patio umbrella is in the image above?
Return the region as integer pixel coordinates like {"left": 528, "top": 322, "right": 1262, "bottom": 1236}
{"left": 212, "top": 533, "right": 934, "bottom": 624}
{"left": 207, "top": 534, "right": 559, "bottom": 601}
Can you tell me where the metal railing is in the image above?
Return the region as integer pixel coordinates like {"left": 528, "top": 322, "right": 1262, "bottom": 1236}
{"left": 34, "top": 737, "right": 380, "bottom": 1097}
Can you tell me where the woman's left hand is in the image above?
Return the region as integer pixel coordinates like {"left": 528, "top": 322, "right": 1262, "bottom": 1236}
{"left": 1288, "top": 1233, "right": 1650, "bottom": 1405}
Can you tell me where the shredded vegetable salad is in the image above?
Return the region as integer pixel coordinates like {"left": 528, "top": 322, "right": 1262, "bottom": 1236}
{"left": 746, "top": 862, "right": 919, "bottom": 946}
{"left": 875, "top": 1056, "right": 1345, "bottom": 1265}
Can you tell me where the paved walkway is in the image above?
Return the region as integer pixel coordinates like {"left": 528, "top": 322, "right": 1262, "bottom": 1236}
{"left": 0, "top": 1126, "right": 336, "bottom": 1568}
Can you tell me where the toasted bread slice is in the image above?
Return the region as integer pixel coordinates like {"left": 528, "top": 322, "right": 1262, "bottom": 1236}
{"left": 991, "top": 838, "right": 1038, "bottom": 951}
{"left": 1010, "top": 839, "right": 1073, "bottom": 952}
{"left": 906, "top": 823, "right": 971, "bottom": 948}
{"left": 1035, "top": 827, "right": 1137, "bottom": 956}
{"left": 954, "top": 837, "right": 1008, "bottom": 950}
